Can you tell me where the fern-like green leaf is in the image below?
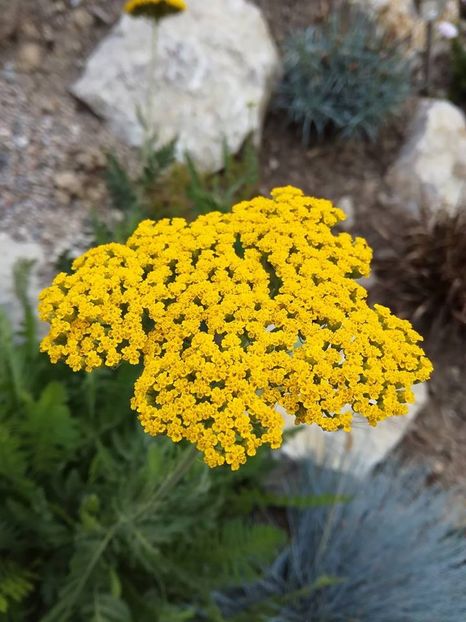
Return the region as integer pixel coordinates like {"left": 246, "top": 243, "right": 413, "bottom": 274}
{"left": 0, "top": 522, "right": 20, "bottom": 555}
{"left": 13, "top": 260, "right": 38, "bottom": 356}
{"left": 0, "top": 309, "right": 28, "bottom": 410}
{"left": 0, "top": 559, "right": 34, "bottom": 614}
{"left": 216, "top": 521, "right": 286, "bottom": 582}
{"left": 181, "top": 520, "right": 286, "bottom": 589}
{"left": 21, "top": 382, "right": 80, "bottom": 474}
{"left": 0, "top": 424, "right": 27, "bottom": 482}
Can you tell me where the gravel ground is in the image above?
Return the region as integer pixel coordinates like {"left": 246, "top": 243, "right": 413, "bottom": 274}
{"left": 0, "top": 0, "right": 130, "bottom": 257}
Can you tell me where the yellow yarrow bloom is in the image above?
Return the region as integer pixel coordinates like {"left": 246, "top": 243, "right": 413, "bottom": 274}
{"left": 39, "top": 187, "right": 433, "bottom": 470}
{"left": 124, "top": 0, "right": 186, "bottom": 19}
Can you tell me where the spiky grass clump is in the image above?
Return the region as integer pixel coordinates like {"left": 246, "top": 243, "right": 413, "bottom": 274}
{"left": 374, "top": 209, "right": 466, "bottom": 333}
{"left": 217, "top": 461, "right": 466, "bottom": 622}
{"left": 276, "top": 5, "right": 412, "bottom": 142}
{"left": 450, "top": 37, "right": 466, "bottom": 105}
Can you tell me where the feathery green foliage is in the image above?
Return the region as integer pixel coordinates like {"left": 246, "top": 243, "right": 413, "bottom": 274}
{"left": 96, "top": 138, "right": 259, "bottom": 245}
{"left": 183, "top": 140, "right": 259, "bottom": 215}
{"left": 0, "top": 560, "right": 34, "bottom": 615}
{"left": 276, "top": 4, "right": 411, "bottom": 142}
{"left": 0, "top": 263, "right": 287, "bottom": 621}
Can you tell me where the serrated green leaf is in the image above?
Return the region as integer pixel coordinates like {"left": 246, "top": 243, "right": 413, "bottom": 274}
{"left": 21, "top": 382, "right": 79, "bottom": 474}
{"left": 0, "top": 593, "right": 7, "bottom": 613}
{"left": 0, "top": 424, "right": 27, "bottom": 481}
{"left": 0, "top": 559, "right": 34, "bottom": 613}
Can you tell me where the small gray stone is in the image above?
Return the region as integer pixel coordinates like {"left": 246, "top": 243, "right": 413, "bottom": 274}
{"left": 337, "top": 195, "right": 355, "bottom": 228}
{"left": 14, "top": 136, "right": 29, "bottom": 150}
{"left": 17, "top": 43, "right": 44, "bottom": 73}
{"left": 72, "top": 8, "right": 94, "bottom": 30}
{"left": 54, "top": 171, "right": 82, "bottom": 197}
{"left": 75, "top": 147, "right": 106, "bottom": 171}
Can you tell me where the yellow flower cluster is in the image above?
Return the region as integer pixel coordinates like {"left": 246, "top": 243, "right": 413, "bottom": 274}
{"left": 39, "top": 187, "right": 433, "bottom": 470}
{"left": 124, "top": 0, "right": 186, "bottom": 19}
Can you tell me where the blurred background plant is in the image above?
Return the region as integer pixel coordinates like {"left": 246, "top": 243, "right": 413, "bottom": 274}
{"left": 373, "top": 207, "right": 466, "bottom": 337}
{"left": 450, "top": 35, "right": 466, "bottom": 104}
{"left": 53, "top": 137, "right": 260, "bottom": 273}
{"left": 216, "top": 459, "right": 466, "bottom": 622}
{"left": 274, "top": 3, "right": 412, "bottom": 142}
{"left": 92, "top": 137, "right": 259, "bottom": 245}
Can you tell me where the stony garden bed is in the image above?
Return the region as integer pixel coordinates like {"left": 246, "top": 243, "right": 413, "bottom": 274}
{"left": 2, "top": 0, "right": 465, "bottom": 489}
{"left": 1, "top": 0, "right": 466, "bottom": 618}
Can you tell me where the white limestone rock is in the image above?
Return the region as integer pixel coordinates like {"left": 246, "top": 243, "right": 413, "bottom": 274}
{"left": 280, "top": 382, "right": 429, "bottom": 477}
{"left": 0, "top": 233, "right": 44, "bottom": 329}
{"left": 71, "top": 0, "right": 280, "bottom": 172}
{"left": 336, "top": 195, "right": 355, "bottom": 229}
{"left": 386, "top": 99, "right": 466, "bottom": 214}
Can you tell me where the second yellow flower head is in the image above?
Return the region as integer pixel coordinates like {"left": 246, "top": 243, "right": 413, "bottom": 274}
{"left": 124, "top": 0, "right": 186, "bottom": 20}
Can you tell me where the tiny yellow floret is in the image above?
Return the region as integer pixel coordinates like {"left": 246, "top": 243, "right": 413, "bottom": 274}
{"left": 39, "top": 187, "right": 433, "bottom": 470}
{"left": 124, "top": 0, "right": 186, "bottom": 19}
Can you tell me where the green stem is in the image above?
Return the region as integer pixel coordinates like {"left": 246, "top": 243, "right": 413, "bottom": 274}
{"left": 144, "top": 19, "right": 158, "bottom": 160}
{"left": 312, "top": 468, "right": 347, "bottom": 570}
{"left": 131, "top": 444, "right": 199, "bottom": 522}
{"left": 55, "top": 526, "right": 117, "bottom": 621}
{"left": 55, "top": 444, "right": 198, "bottom": 619}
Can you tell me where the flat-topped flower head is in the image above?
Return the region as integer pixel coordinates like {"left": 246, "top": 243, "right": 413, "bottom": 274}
{"left": 124, "top": 0, "right": 186, "bottom": 19}
{"left": 39, "top": 187, "right": 433, "bottom": 470}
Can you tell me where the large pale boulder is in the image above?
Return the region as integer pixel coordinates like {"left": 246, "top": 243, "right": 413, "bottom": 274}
{"left": 71, "top": 0, "right": 280, "bottom": 172}
{"left": 386, "top": 99, "right": 466, "bottom": 214}
{"left": 280, "top": 382, "right": 428, "bottom": 476}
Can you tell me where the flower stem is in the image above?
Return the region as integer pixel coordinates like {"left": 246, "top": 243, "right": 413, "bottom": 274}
{"left": 143, "top": 19, "right": 158, "bottom": 160}
{"left": 56, "top": 444, "right": 199, "bottom": 618}
{"left": 132, "top": 444, "right": 199, "bottom": 522}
